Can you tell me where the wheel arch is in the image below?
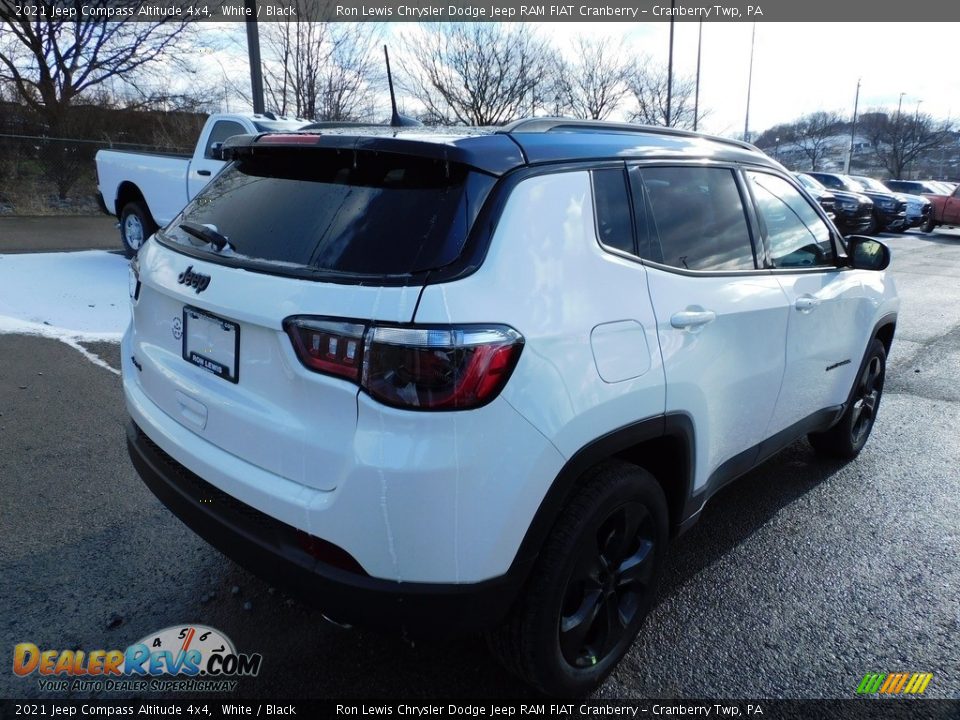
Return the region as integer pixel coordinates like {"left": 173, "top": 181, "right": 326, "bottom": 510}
{"left": 511, "top": 414, "right": 695, "bottom": 577}
{"left": 115, "top": 182, "right": 154, "bottom": 224}
{"left": 873, "top": 314, "right": 897, "bottom": 356}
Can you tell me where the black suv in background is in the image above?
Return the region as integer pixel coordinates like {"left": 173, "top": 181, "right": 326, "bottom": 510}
{"left": 810, "top": 172, "right": 907, "bottom": 233}
{"left": 796, "top": 173, "right": 873, "bottom": 236}
{"left": 851, "top": 175, "right": 931, "bottom": 231}
{"left": 794, "top": 172, "right": 836, "bottom": 217}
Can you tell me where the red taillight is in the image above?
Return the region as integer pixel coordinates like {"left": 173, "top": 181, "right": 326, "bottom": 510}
{"left": 284, "top": 318, "right": 524, "bottom": 411}
{"left": 363, "top": 326, "right": 524, "bottom": 410}
{"left": 284, "top": 319, "right": 365, "bottom": 382}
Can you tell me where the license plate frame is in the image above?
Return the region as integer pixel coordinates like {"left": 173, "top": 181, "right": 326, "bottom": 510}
{"left": 182, "top": 306, "right": 240, "bottom": 384}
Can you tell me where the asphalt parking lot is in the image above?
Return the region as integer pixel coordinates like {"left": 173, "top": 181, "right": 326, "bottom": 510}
{"left": 0, "top": 221, "right": 958, "bottom": 701}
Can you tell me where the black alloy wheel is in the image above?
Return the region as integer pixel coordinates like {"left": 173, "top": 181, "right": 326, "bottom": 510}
{"left": 559, "top": 500, "right": 656, "bottom": 668}
{"left": 485, "top": 461, "right": 668, "bottom": 696}
{"left": 850, "top": 351, "right": 885, "bottom": 450}
{"left": 809, "top": 338, "right": 887, "bottom": 459}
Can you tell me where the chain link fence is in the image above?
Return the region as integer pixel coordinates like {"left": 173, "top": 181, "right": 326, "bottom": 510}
{"left": 0, "top": 105, "right": 204, "bottom": 215}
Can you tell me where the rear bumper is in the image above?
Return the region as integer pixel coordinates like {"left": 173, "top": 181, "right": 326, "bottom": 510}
{"left": 127, "top": 420, "right": 529, "bottom": 635}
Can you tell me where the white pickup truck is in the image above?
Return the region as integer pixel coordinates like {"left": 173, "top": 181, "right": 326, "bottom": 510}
{"left": 96, "top": 113, "right": 308, "bottom": 256}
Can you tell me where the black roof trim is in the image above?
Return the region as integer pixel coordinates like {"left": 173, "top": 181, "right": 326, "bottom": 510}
{"left": 220, "top": 131, "right": 524, "bottom": 177}
{"left": 499, "top": 117, "right": 758, "bottom": 153}
{"left": 219, "top": 118, "right": 777, "bottom": 177}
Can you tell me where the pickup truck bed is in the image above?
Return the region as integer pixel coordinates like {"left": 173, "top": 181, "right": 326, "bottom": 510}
{"left": 97, "top": 150, "right": 192, "bottom": 227}
{"left": 96, "top": 113, "right": 308, "bottom": 256}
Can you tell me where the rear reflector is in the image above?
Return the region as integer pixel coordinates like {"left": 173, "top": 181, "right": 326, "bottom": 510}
{"left": 284, "top": 317, "right": 524, "bottom": 411}
{"left": 295, "top": 531, "right": 367, "bottom": 575}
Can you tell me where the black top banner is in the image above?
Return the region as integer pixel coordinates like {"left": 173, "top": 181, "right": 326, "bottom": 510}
{"left": 2, "top": 0, "right": 960, "bottom": 22}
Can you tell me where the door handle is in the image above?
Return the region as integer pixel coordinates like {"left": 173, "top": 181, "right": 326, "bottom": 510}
{"left": 197, "top": 169, "right": 212, "bottom": 177}
{"left": 795, "top": 296, "right": 820, "bottom": 312}
{"left": 671, "top": 310, "right": 717, "bottom": 329}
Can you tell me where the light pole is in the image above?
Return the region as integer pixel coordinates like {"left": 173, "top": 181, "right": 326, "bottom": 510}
{"left": 909, "top": 100, "right": 923, "bottom": 178}
{"left": 775, "top": 137, "right": 781, "bottom": 162}
{"left": 744, "top": 23, "right": 756, "bottom": 142}
{"left": 666, "top": 0, "right": 675, "bottom": 127}
{"left": 895, "top": 91, "right": 906, "bottom": 121}
{"left": 693, "top": 20, "right": 703, "bottom": 132}
{"left": 244, "top": 0, "right": 265, "bottom": 115}
{"left": 844, "top": 78, "right": 861, "bottom": 174}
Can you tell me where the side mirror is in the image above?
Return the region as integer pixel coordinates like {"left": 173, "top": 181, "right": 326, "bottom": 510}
{"left": 846, "top": 236, "right": 891, "bottom": 271}
{"left": 210, "top": 142, "right": 224, "bottom": 161}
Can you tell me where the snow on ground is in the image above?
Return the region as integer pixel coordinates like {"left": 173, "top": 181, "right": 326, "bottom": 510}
{"left": 0, "top": 251, "right": 130, "bottom": 374}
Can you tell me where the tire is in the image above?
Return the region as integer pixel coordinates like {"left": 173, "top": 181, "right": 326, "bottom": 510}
{"left": 119, "top": 201, "right": 157, "bottom": 258}
{"left": 808, "top": 339, "right": 886, "bottom": 459}
{"left": 921, "top": 216, "right": 936, "bottom": 234}
{"left": 486, "top": 461, "right": 668, "bottom": 696}
{"left": 863, "top": 213, "right": 879, "bottom": 235}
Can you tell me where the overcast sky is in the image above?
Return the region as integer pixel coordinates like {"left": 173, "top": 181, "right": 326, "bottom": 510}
{"left": 201, "top": 22, "right": 959, "bottom": 137}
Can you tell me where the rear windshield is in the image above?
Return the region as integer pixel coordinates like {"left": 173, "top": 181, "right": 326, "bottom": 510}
{"left": 161, "top": 148, "right": 494, "bottom": 278}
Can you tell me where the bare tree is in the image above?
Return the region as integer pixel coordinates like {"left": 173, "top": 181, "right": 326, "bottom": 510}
{"left": 624, "top": 57, "right": 704, "bottom": 130}
{"left": 260, "top": 13, "right": 382, "bottom": 121}
{"left": 555, "top": 38, "right": 630, "bottom": 121}
{"left": 0, "top": 0, "right": 195, "bottom": 197}
{"left": 789, "top": 111, "right": 845, "bottom": 171}
{"left": 859, "top": 110, "right": 955, "bottom": 178}
{"left": 317, "top": 25, "right": 382, "bottom": 121}
{"left": 400, "top": 23, "right": 557, "bottom": 126}
{"left": 0, "top": 1, "right": 194, "bottom": 129}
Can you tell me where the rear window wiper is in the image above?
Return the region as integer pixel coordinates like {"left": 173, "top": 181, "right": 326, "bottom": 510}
{"left": 179, "top": 221, "right": 232, "bottom": 252}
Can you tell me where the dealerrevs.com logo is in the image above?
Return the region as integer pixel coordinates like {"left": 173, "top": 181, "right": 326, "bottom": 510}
{"left": 13, "top": 625, "right": 262, "bottom": 692}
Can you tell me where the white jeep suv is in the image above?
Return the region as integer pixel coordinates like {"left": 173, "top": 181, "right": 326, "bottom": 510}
{"left": 123, "top": 119, "right": 899, "bottom": 696}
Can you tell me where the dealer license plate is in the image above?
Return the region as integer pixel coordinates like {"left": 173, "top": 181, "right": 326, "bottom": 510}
{"left": 182, "top": 306, "right": 240, "bottom": 383}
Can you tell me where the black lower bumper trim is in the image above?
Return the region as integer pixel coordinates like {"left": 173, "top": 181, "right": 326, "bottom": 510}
{"left": 126, "top": 421, "right": 527, "bottom": 636}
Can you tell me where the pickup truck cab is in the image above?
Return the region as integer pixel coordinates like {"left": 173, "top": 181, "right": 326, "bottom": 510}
{"left": 920, "top": 183, "right": 960, "bottom": 233}
{"left": 96, "top": 113, "right": 308, "bottom": 256}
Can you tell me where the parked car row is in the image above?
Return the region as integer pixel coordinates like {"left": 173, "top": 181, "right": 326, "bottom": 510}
{"left": 851, "top": 175, "right": 932, "bottom": 232}
{"left": 791, "top": 170, "right": 956, "bottom": 236}
{"left": 808, "top": 172, "right": 910, "bottom": 233}
{"left": 795, "top": 173, "right": 874, "bottom": 236}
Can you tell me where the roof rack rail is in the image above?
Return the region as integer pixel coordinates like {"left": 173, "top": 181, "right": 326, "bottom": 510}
{"left": 498, "top": 117, "right": 756, "bottom": 152}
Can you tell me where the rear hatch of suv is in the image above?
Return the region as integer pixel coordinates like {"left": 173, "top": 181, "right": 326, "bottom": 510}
{"left": 128, "top": 135, "right": 500, "bottom": 491}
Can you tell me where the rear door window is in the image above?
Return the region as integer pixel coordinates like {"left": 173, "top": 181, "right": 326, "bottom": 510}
{"left": 163, "top": 148, "right": 495, "bottom": 278}
{"left": 633, "top": 166, "right": 756, "bottom": 271}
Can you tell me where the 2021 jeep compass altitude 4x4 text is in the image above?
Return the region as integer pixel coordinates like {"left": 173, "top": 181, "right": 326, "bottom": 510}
{"left": 124, "top": 119, "right": 898, "bottom": 696}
